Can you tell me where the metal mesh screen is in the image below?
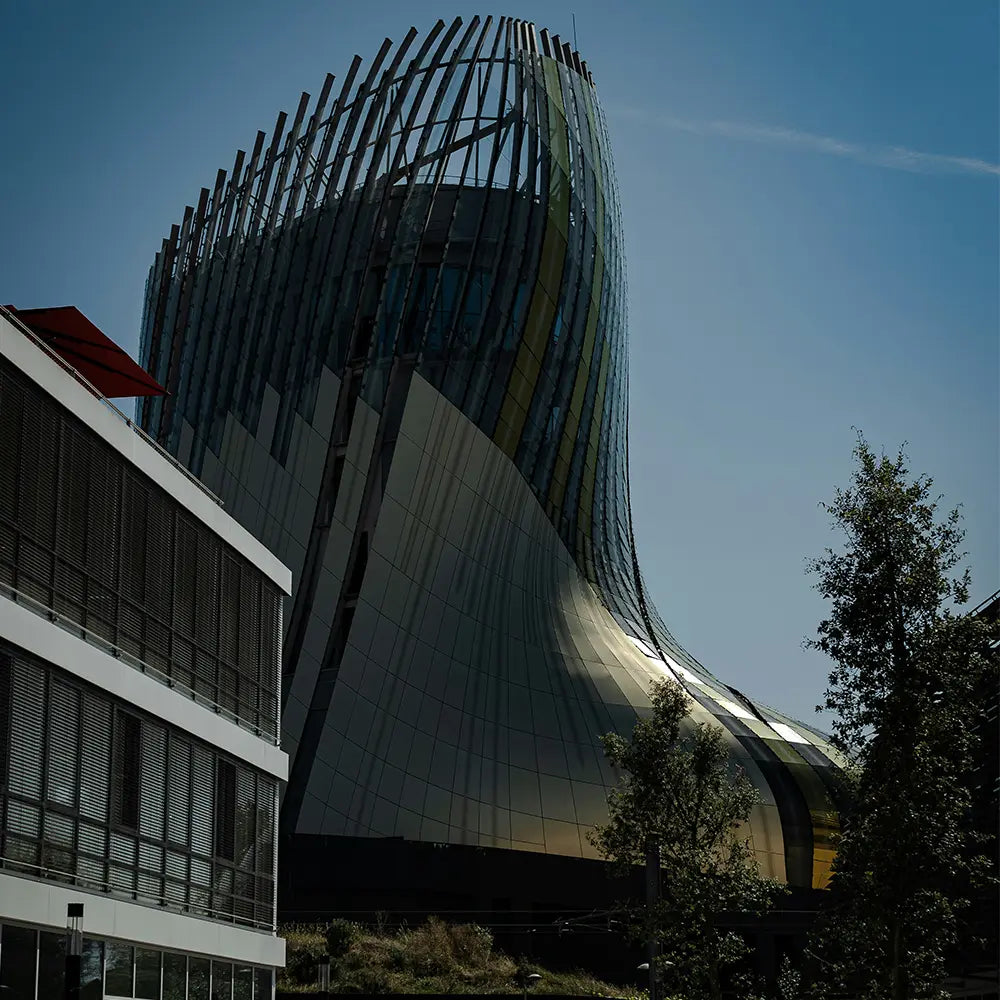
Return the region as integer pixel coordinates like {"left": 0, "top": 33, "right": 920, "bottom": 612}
{"left": 0, "top": 356, "right": 281, "bottom": 739}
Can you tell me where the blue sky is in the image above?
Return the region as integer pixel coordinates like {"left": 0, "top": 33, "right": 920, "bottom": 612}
{"left": 1, "top": 1, "right": 996, "bottom": 725}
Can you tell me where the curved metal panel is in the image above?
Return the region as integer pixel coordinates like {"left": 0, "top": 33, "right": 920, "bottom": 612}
{"left": 139, "top": 17, "right": 842, "bottom": 888}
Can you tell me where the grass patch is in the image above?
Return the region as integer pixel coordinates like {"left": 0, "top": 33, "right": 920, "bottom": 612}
{"left": 279, "top": 918, "right": 650, "bottom": 996}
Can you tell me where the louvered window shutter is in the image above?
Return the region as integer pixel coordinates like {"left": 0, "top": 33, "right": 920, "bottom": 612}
{"left": 0, "top": 367, "right": 24, "bottom": 530}
{"left": 139, "top": 720, "right": 166, "bottom": 839}
{"left": 194, "top": 526, "right": 220, "bottom": 655}
{"left": 190, "top": 745, "right": 214, "bottom": 856}
{"left": 45, "top": 679, "right": 80, "bottom": 808}
{"left": 79, "top": 693, "right": 111, "bottom": 821}
{"left": 0, "top": 654, "right": 10, "bottom": 790}
{"left": 173, "top": 516, "right": 198, "bottom": 640}
{"left": 9, "top": 658, "right": 44, "bottom": 799}
{"left": 166, "top": 737, "right": 192, "bottom": 847}
{"left": 55, "top": 423, "right": 89, "bottom": 569}
{"left": 144, "top": 489, "right": 174, "bottom": 679}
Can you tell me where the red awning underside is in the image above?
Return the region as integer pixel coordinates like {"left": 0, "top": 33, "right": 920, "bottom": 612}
{"left": 8, "top": 305, "right": 166, "bottom": 398}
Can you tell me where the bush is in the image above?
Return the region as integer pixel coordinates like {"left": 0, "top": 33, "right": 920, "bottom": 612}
{"left": 325, "top": 918, "right": 360, "bottom": 959}
{"left": 447, "top": 922, "right": 494, "bottom": 966}
{"left": 397, "top": 917, "right": 455, "bottom": 976}
{"left": 278, "top": 917, "right": 633, "bottom": 995}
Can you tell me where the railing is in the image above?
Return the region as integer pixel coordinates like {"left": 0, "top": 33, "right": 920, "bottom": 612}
{"left": 0, "top": 303, "right": 223, "bottom": 507}
{"left": 0, "top": 853, "right": 275, "bottom": 932}
{"left": 0, "top": 581, "right": 280, "bottom": 746}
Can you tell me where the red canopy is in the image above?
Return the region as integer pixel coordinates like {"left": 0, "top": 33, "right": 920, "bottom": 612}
{"left": 7, "top": 305, "right": 166, "bottom": 399}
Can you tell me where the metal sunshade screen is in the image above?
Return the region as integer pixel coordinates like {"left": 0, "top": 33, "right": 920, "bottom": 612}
{"left": 0, "top": 357, "right": 280, "bottom": 739}
{"left": 0, "top": 640, "right": 277, "bottom": 928}
{"left": 137, "top": 18, "right": 626, "bottom": 614}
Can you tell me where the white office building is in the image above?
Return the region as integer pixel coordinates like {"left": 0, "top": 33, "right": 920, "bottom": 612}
{"left": 0, "top": 304, "right": 290, "bottom": 999}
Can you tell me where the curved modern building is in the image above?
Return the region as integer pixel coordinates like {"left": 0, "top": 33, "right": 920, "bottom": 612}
{"left": 139, "top": 16, "right": 843, "bottom": 908}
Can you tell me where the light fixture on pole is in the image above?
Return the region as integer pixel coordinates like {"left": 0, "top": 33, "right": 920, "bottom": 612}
{"left": 637, "top": 959, "right": 674, "bottom": 999}
{"left": 317, "top": 954, "right": 331, "bottom": 998}
{"left": 520, "top": 970, "right": 542, "bottom": 1000}
{"left": 64, "top": 903, "right": 83, "bottom": 1000}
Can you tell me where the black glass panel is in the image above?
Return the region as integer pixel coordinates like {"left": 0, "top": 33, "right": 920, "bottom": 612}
{"left": 0, "top": 924, "right": 37, "bottom": 1000}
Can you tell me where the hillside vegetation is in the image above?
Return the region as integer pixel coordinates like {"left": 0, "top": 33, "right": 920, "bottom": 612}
{"left": 280, "top": 918, "right": 651, "bottom": 996}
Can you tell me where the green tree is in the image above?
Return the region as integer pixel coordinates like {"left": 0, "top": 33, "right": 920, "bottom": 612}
{"left": 804, "top": 433, "right": 999, "bottom": 999}
{"left": 591, "top": 678, "right": 781, "bottom": 1000}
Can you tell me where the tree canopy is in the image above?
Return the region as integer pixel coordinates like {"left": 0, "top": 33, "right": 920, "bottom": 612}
{"left": 805, "top": 433, "right": 999, "bottom": 999}
{"left": 592, "top": 678, "right": 781, "bottom": 1000}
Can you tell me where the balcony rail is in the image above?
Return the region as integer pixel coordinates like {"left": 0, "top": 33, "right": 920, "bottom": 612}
{"left": 0, "top": 580, "right": 280, "bottom": 746}
{"left": 0, "top": 853, "right": 274, "bottom": 932}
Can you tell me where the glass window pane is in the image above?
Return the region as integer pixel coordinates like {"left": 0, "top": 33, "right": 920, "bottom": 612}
{"left": 0, "top": 924, "right": 37, "bottom": 1000}
{"left": 82, "top": 939, "right": 104, "bottom": 1000}
{"left": 163, "top": 952, "right": 186, "bottom": 1000}
{"left": 188, "top": 957, "right": 210, "bottom": 1000}
{"left": 38, "top": 930, "right": 66, "bottom": 998}
{"left": 234, "top": 965, "right": 252, "bottom": 1000}
{"left": 211, "top": 961, "right": 232, "bottom": 1000}
{"left": 106, "top": 942, "right": 134, "bottom": 996}
{"left": 135, "top": 948, "right": 161, "bottom": 999}
{"left": 254, "top": 967, "right": 272, "bottom": 1000}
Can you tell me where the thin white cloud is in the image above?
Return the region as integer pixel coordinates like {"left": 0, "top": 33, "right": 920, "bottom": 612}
{"left": 614, "top": 107, "right": 1000, "bottom": 177}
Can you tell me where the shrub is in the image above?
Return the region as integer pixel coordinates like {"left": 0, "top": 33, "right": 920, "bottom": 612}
{"left": 448, "top": 922, "right": 494, "bottom": 966}
{"left": 325, "top": 918, "right": 360, "bottom": 959}
{"left": 397, "top": 916, "right": 455, "bottom": 976}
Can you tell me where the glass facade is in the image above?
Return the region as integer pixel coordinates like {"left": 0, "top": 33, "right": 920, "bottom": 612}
{"left": 138, "top": 16, "right": 844, "bottom": 889}
{"left": 0, "top": 922, "right": 272, "bottom": 1000}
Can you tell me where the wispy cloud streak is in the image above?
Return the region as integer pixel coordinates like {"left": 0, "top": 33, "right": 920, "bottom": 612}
{"left": 614, "top": 108, "right": 1000, "bottom": 177}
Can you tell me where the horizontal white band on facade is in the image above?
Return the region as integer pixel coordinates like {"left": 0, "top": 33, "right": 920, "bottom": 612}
{"left": 0, "top": 872, "right": 285, "bottom": 967}
{"left": 0, "top": 315, "right": 291, "bottom": 595}
{"left": 0, "top": 599, "right": 288, "bottom": 782}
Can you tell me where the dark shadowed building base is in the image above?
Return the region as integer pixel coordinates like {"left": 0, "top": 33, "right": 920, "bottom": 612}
{"left": 279, "top": 834, "right": 825, "bottom": 985}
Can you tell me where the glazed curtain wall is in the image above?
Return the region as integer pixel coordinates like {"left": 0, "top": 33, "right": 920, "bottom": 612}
{"left": 137, "top": 18, "right": 638, "bottom": 651}
{"left": 0, "top": 921, "right": 273, "bottom": 1000}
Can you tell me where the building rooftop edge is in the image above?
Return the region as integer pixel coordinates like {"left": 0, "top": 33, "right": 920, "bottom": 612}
{"left": 0, "top": 308, "right": 292, "bottom": 594}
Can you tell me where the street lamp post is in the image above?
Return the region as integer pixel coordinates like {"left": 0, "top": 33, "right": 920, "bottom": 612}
{"left": 521, "top": 971, "right": 542, "bottom": 1000}
{"left": 317, "top": 954, "right": 331, "bottom": 998}
{"left": 645, "top": 841, "right": 660, "bottom": 1000}
{"left": 64, "top": 903, "right": 83, "bottom": 1000}
{"left": 637, "top": 960, "right": 673, "bottom": 1000}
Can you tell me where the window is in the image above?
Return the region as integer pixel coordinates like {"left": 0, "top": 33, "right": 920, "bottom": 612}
{"left": 254, "top": 967, "right": 273, "bottom": 1000}
{"left": 135, "top": 948, "right": 162, "bottom": 999}
{"left": 211, "top": 961, "right": 233, "bottom": 1000}
{"left": 45, "top": 680, "right": 81, "bottom": 808}
{"left": 215, "top": 760, "right": 236, "bottom": 861}
{"left": 81, "top": 939, "right": 104, "bottom": 1000}
{"left": 111, "top": 710, "right": 141, "bottom": 829}
{"left": 0, "top": 924, "right": 37, "bottom": 1000}
{"left": 37, "top": 930, "right": 66, "bottom": 998}
{"left": 233, "top": 966, "right": 253, "bottom": 1000}
{"left": 163, "top": 952, "right": 187, "bottom": 1000}
{"left": 0, "top": 642, "right": 276, "bottom": 928}
{"left": 105, "top": 943, "right": 134, "bottom": 997}
{"left": 188, "top": 957, "right": 211, "bottom": 1000}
